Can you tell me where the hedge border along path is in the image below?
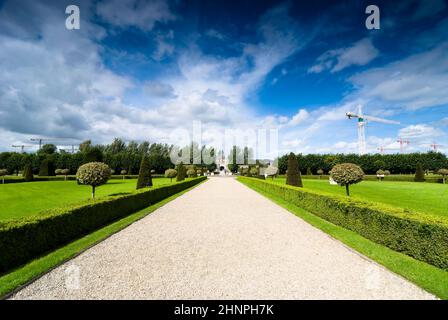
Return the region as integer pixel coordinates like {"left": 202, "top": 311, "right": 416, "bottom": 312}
{"left": 237, "top": 177, "right": 448, "bottom": 271}
{"left": 0, "top": 177, "right": 207, "bottom": 274}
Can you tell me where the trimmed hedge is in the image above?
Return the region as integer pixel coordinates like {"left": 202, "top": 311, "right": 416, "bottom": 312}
{"left": 280, "top": 174, "right": 444, "bottom": 184}
{"left": 0, "top": 175, "right": 166, "bottom": 184}
{"left": 0, "top": 177, "right": 206, "bottom": 274}
{"left": 238, "top": 177, "right": 448, "bottom": 270}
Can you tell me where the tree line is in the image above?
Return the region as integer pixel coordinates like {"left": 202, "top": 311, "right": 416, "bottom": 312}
{"left": 277, "top": 152, "right": 448, "bottom": 175}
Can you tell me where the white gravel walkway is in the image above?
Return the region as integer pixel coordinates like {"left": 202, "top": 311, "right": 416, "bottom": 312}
{"left": 11, "top": 177, "right": 435, "bottom": 300}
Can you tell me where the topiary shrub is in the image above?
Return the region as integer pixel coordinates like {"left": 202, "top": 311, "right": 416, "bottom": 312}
{"left": 76, "top": 162, "right": 111, "bottom": 199}
{"left": 438, "top": 169, "right": 448, "bottom": 184}
{"left": 0, "top": 169, "right": 7, "bottom": 184}
{"left": 39, "top": 158, "right": 55, "bottom": 176}
{"left": 330, "top": 163, "right": 364, "bottom": 196}
{"left": 317, "top": 169, "right": 324, "bottom": 179}
{"left": 55, "top": 169, "right": 62, "bottom": 175}
{"left": 23, "top": 163, "right": 34, "bottom": 182}
{"left": 286, "top": 153, "right": 303, "bottom": 187}
{"left": 120, "top": 169, "right": 127, "bottom": 180}
{"left": 306, "top": 167, "right": 313, "bottom": 176}
{"left": 384, "top": 170, "right": 391, "bottom": 176}
{"left": 176, "top": 162, "right": 186, "bottom": 182}
{"left": 137, "top": 155, "right": 152, "bottom": 189}
{"left": 376, "top": 169, "right": 385, "bottom": 181}
{"left": 414, "top": 163, "right": 425, "bottom": 182}
{"left": 265, "top": 166, "right": 278, "bottom": 180}
{"left": 165, "top": 168, "right": 177, "bottom": 182}
{"left": 61, "top": 169, "right": 70, "bottom": 181}
{"left": 187, "top": 168, "right": 197, "bottom": 178}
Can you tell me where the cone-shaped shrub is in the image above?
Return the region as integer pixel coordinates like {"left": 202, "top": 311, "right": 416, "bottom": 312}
{"left": 176, "top": 162, "right": 186, "bottom": 181}
{"left": 23, "top": 163, "right": 34, "bottom": 182}
{"left": 306, "top": 167, "right": 313, "bottom": 175}
{"left": 286, "top": 153, "right": 303, "bottom": 187}
{"left": 39, "top": 158, "right": 55, "bottom": 176}
{"left": 414, "top": 163, "right": 425, "bottom": 182}
{"left": 136, "top": 155, "right": 152, "bottom": 189}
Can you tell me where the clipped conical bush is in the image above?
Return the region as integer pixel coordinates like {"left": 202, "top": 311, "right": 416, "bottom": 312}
{"left": 176, "top": 162, "right": 186, "bottom": 181}
{"left": 23, "top": 163, "right": 34, "bottom": 182}
{"left": 136, "top": 155, "right": 152, "bottom": 189}
{"left": 414, "top": 163, "right": 425, "bottom": 182}
{"left": 286, "top": 153, "right": 303, "bottom": 187}
{"left": 39, "top": 158, "right": 55, "bottom": 176}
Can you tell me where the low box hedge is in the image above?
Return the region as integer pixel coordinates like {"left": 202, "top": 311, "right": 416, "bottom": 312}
{"left": 290, "top": 174, "right": 443, "bottom": 183}
{"left": 238, "top": 177, "right": 448, "bottom": 270}
{"left": 0, "top": 177, "right": 206, "bottom": 274}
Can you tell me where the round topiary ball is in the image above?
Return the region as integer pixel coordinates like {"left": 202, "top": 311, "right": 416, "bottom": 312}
{"left": 187, "top": 168, "right": 197, "bottom": 178}
{"left": 330, "top": 163, "right": 364, "bottom": 196}
{"left": 165, "top": 168, "right": 177, "bottom": 182}
{"left": 76, "top": 162, "right": 111, "bottom": 198}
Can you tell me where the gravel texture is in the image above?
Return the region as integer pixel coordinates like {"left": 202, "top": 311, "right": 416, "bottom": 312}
{"left": 11, "top": 177, "right": 436, "bottom": 300}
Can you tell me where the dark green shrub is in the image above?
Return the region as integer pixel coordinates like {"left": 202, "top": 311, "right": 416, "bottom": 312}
{"left": 286, "top": 153, "right": 303, "bottom": 187}
{"left": 238, "top": 177, "right": 448, "bottom": 271}
{"left": 23, "top": 164, "right": 34, "bottom": 182}
{"left": 176, "top": 162, "right": 186, "bottom": 182}
{"left": 0, "top": 177, "right": 206, "bottom": 274}
{"left": 415, "top": 163, "right": 425, "bottom": 182}
{"left": 136, "top": 156, "right": 152, "bottom": 189}
{"left": 39, "top": 158, "right": 55, "bottom": 176}
{"left": 187, "top": 168, "right": 197, "bottom": 178}
{"left": 306, "top": 167, "right": 313, "bottom": 175}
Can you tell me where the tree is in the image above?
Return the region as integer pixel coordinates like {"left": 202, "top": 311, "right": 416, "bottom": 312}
{"left": 55, "top": 169, "right": 62, "bottom": 175}
{"left": 286, "top": 153, "right": 303, "bottom": 187}
{"left": 165, "top": 169, "right": 177, "bottom": 182}
{"left": 61, "top": 169, "right": 70, "bottom": 181}
{"left": 265, "top": 166, "right": 278, "bottom": 180}
{"left": 176, "top": 162, "right": 186, "bottom": 181}
{"left": 438, "top": 168, "right": 448, "bottom": 184}
{"left": 136, "top": 156, "right": 152, "bottom": 189}
{"left": 317, "top": 169, "right": 324, "bottom": 179}
{"left": 414, "top": 163, "right": 425, "bottom": 182}
{"left": 376, "top": 169, "right": 385, "bottom": 181}
{"left": 84, "top": 146, "right": 103, "bottom": 163}
{"left": 38, "top": 144, "right": 57, "bottom": 155}
{"left": 76, "top": 162, "right": 111, "bottom": 199}
{"left": 39, "top": 158, "right": 55, "bottom": 176}
{"left": 330, "top": 163, "right": 364, "bottom": 196}
{"left": 0, "top": 169, "right": 8, "bottom": 184}
{"left": 23, "top": 163, "right": 34, "bottom": 182}
{"left": 120, "top": 169, "right": 127, "bottom": 180}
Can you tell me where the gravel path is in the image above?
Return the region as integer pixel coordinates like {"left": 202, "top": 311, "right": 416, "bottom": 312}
{"left": 11, "top": 177, "right": 435, "bottom": 300}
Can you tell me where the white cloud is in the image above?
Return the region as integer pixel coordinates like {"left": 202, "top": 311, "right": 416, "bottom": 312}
{"left": 96, "top": 0, "right": 176, "bottom": 31}
{"left": 399, "top": 124, "right": 443, "bottom": 140}
{"left": 309, "top": 38, "right": 379, "bottom": 73}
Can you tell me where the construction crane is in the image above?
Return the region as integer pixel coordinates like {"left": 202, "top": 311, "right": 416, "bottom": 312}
{"left": 346, "top": 105, "right": 400, "bottom": 155}
{"left": 377, "top": 145, "right": 400, "bottom": 155}
{"left": 30, "top": 137, "right": 79, "bottom": 151}
{"left": 420, "top": 142, "right": 444, "bottom": 152}
{"left": 397, "top": 138, "right": 410, "bottom": 154}
{"left": 11, "top": 145, "right": 32, "bottom": 153}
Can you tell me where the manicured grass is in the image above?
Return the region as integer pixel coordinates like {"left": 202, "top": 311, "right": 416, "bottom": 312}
{"left": 0, "top": 179, "right": 206, "bottom": 299}
{"left": 0, "top": 178, "right": 172, "bottom": 220}
{"left": 271, "top": 178, "right": 448, "bottom": 219}
{"left": 240, "top": 179, "right": 448, "bottom": 299}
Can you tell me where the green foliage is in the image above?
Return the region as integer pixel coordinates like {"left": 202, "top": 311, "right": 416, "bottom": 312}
{"left": 38, "top": 144, "right": 57, "bottom": 155}
{"left": 187, "top": 168, "right": 197, "bottom": 178}
{"left": 415, "top": 163, "right": 425, "bottom": 182}
{"left": 84, "top": 146, "right": 104, "bottom": 163}
{"left": 38, "top": 158, "right": 55, "bottom": 176}
{"left": 176, "top": 162, "right": 186, "bottom": 181}
{"left": 0, "top": 169, "right": 7, "bottom": 184}
{"left": 286, "top": 153, "right": 303, "bottom": 187}
{"left": 0, "top": 177, "right": 206, "bottom": 274}
{"left": 22, "top": 164, "right": 33, "bottom": 182}
{"left": 438, "top": 169, "right": 448, "bottom": 184}
{"left": 136, "top": 156, "right": 152, "bottom": 189}
{"left": 317, "top": 169, "right": 324, "bottom": 175}
{"left": 76, "top": 162, "right": 111, "bottom": 199}
{"left": 330, "top": 163, "right": 364, "bottom": 196}
{"left": 165, "top": 168, "right": 177, "bottom": 182}
{"left": 238, "top": 177, "right": 448, "bottom": 271}
{"left": 55, "top": 169, "right": 62, "bottom": 175}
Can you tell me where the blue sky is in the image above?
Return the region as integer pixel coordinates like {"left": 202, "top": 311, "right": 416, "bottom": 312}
{"left": 0, "top": 0, "right": 447, "bottom": 155}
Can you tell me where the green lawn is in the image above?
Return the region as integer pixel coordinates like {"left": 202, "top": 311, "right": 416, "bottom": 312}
{"left": 0, "top": 178, "right": 172, "bottom": 221}
{"left": 272, "top": 178, "right": 448, "bottom": 219}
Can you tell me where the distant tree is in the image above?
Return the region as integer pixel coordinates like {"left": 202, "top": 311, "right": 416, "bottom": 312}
{"left": 0, "top": 169, "right": 8, "bottom": 184}
{"left": 438, "top": 168, "right": 448, "bottom": 184}
{"left": 286, "top": 153, "right": 303, "bottom": 187}
{"left": 136, "top": 156, "right": 152, "bottom": 189}
{"left": 84, "top": 146, "right": 104, "bottom": 163}
{"left": 23, "top": 163, "right": 34, "bottom": 182}
{"left": 376, "top": 169, "right": 385, "bottom": 181}
{"left": 76, "top": 162, "right": 111, "bottom": 199}
{"left": 176, "top": 162, "right": 186, "bottom": 181}
{"left": 414, "top": 163, "right": 425, "bottom": 182}
{"left": 373, "top": 159, "right": 386, "bottom": 171}
{"left": 165, "top": 169, "right": 177, "bottom": 182}
{"left": 38, "top": 144, "right": 57, "bottom": 155}
{"left": 120, "top": 169, "right": 127, "bottom": 180}
{"left": 330, "top": 163, "right": 364, "bottom": 196}
{"left": 79, "top": 140, "right": 92, "bottom": 153}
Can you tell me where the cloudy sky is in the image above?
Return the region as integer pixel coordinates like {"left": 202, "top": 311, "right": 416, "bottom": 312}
{"left": 0, "top": 0, "right": 447, "bottom": 156}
